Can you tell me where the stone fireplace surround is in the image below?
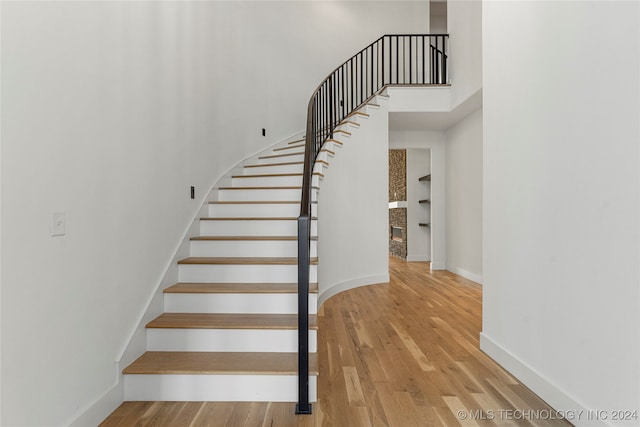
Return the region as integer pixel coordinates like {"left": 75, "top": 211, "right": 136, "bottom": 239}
{"left": 389, "top": 149, "right": 407, "bottom": 259}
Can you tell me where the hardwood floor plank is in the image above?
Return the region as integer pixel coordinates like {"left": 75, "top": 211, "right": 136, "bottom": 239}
{"left": 123, "top": 352, "right": 318, "bottom": 375}
{"left": 389, "top": 321, "right": 436, "bottom": 372}
{"left": 146, "top": 313, "right": 318, "bottom": 330}
{"left": 342, "top": 366, "right": 366, "bottom": 406}
{"left": 442, "top": 396, "right": 482, "bottom": 427}
{"left": 101, "top": 258, "right": 571, "bottom": 427}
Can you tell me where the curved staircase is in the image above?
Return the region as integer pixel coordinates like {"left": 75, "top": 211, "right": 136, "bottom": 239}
{"left": 121, "top": 133, "right": 345, "bottom": 402}
{"left": 121, "top": 32, "right": 447, "bottom": 407}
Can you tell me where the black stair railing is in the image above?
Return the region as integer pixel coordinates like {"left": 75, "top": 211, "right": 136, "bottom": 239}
{"left": 296, "top": 34, "right": 449, "bottom": 414}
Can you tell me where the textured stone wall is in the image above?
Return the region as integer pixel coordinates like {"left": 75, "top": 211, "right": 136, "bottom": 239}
{"left": 389, "top": 150, "right": 407, "bottom": 202}
{"left": 389, "top": 150, "right": 407, "bottom": 259}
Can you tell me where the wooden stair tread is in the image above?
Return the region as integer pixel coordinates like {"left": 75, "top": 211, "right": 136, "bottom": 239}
{"left": 273, "top": 144, "right": 305, "bottom": 151}
{"left": 231, "top": 172, "right": 322, "bottom": 179}
{"left": 123, "top": 351, "right": 318, "bottom": 375}
{"left": 200, "top": 217, "right": 301, "bottom": 221}
{"left": 259, "top": 152, "right": 304, "bottom": 159}
{"left": 178, "top": 257, "right": 319, "bottom": 265}
{"left": 199, "top": 217, "right": 317, "bottom": 221}
{"left": 232, "top": 173, "right": 302, "bottom": 178}
{"left": 244, "top": 161, "right": 303, "bottom": 168}
{"left": 347, "top": 111, "right": 370, "bottom": 118}
{"left": 218, "top": 186, "right": 319, "bottom": 191}
{"left": 146, "top": 313, "right": 318, "bottom": 330}
{"left": 218, "top": 186, "right": 301, "bottom": 190}
{"left": 191, "top": 236, "right": 318, "bottom": 241}
{"left": 164, "top": 282, "right": 319, "bottom": 294}
{"left": 209, "top": 201, "right": 300, "bottom": 205}
{"left": 287, "top": 138, "right": 305, "bottom": 145}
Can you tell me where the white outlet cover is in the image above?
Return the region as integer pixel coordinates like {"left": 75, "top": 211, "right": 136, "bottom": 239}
{"left": 51, "top": 212, "right": 65, "bottom": 236}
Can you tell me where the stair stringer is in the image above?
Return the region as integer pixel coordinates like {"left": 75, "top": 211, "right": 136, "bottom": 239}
{"left": 316, "top": 95, "right": 391, "bottom": 307}
{"left": 112, "top": 131, "right": 309, "bottom": 396}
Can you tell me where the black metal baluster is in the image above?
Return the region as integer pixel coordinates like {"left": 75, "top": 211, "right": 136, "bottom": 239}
{"left": 341, "top": 65, "right": 344, "bottom": 118}
{"left": 387, "top": 36, "right": 391, "bottom": 85}
{"left": 431, "top": 46, "right": 436, "bottom": 83}
{"left": 395, "top": 36, "right": 399, "bottom": 84}
{"left": 350, "top": 58, "right": 354, "bottom": 113}
{"left": 409, "top": 36, "right": 413, "bottom": 84}
{"left": 438, "top": 36, "right": 443, "bottom": 84}
{"left": 370, "top": 44, "right": 373, "bottom": 95}
{"left": 329, "top": 76, "right": 334, "bottom": 138}
{"left": 359, "top": 51, "right": 363, "bottom": 105}
{"left": 443, "top": 36, "right": 448, "bottom": 83}
{"left": 422, "top": 36, "right": 427, "bottom": 84}
{"left": 381, "top": 39, "right": 384, "bottom": 87}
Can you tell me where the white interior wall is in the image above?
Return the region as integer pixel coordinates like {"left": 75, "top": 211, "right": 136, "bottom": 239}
{"left": 406, "top": 149, "right": 432, "bottom": 262}
{"left": 445, "top": 107, "right": 482, "bottom": 283}
{"left": 482, "top": 2, "right": 640, "bottom": 424}
{"left": 0, "top": 1, "right": 431, "bottom": 425}
{"left": 447, "top": 0, "right": 482, "bottom": 108}
{"left": 317, "top": 102, "right": 390, "bottom": 306}
{"left": 390, "top": 130, "right": 446, "bottom": 269}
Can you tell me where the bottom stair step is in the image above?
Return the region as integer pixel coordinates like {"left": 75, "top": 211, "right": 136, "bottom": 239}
{"left": 124, "top": 351, "right": 318, "bottom": 375}
{"left": 123, "top": 352, "right": 318, "bottom": 402}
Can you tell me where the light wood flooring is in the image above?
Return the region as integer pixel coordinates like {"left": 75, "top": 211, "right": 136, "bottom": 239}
{"left": 100, "top": 258, "right": 571, "bottom": 427}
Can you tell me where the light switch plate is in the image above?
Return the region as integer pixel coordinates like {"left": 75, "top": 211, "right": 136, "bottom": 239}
{"left": 51, "top": 212, "right": 65, "bottom": 236}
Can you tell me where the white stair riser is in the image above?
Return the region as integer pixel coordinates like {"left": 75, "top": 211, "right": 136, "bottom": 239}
{"left": 317, "top": 154, "right": 334, "bottom": 164}
{"left": 243, "top": 164, "right": 304, "bottom": 175}
{"left": 178, "top": 264, "right": 317, "bottom": 283}
{"left": 313, "top": 163, "right": 326, "bottom": 175}
{"left": 217, "top": 188, "right": 304, "bottom": 202}
{"left": 208, "top": 203, "right": 300, "bottom": 218}
{"left": 190, "top": 240, "right": 317, "bottom": 258}
{"left": 341, "top": 122, "right": 361, "bottom": 130}
{"left": 200, "top": 220, "right": 317, "bottom": 236}
{"left": 331, "top": 131, "right": 350, "bottom": 140}
{"left": 146, "top": 329, "right": 317, "bottom": 352}
{"left": 164, "top": 292, "right": 318, "bottom": 314}
{"left": 231, "top": 176, "right": 302, "bottom": 187}
{"left": 275, "top": 144, "right": 305, "bottom": 151}
{"left": 124, "top": 375, "right": 317, "bottom": 402}
{"left": 256, "top": 153, "right": 304, "bottom": 164}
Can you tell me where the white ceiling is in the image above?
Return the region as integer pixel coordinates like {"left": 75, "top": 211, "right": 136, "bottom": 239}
{"left": 389, "top": 89, "right": 482, "bottom": 132}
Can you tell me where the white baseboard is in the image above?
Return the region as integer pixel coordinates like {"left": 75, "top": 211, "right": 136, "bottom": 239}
{"left": 318, "top": 274, "right": 390, "bottom": 307}
{"left": 480, "top": 333, "right": 608, "bottom": 427}
{"left": 67, "top": 379, "right": 123, "bottom": 427}
{"left": 430, "top": 261, "right": 446, "bottom": 270}
{"left": 406, "top": 254, "right": 429, "bottom": 262}
{"left": 447, "top": 264, "right": 483, "bottom": 285}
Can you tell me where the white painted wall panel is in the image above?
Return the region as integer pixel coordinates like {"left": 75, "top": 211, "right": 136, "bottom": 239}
{"left": 482, "top": 2, "right": 640, "bottom": 424}
{"left": 445, "top": 107, "right": 482, "bottom": 283}
{"left": 317, "top": 100, "right": 390, "bottom": 304}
